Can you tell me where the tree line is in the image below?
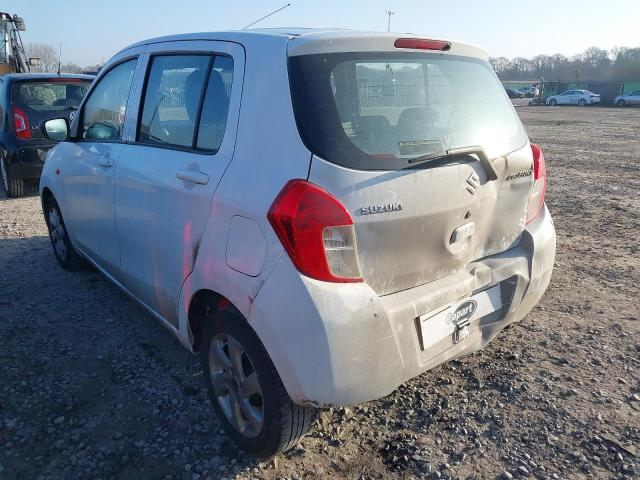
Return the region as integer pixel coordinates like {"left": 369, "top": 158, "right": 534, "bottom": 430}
{"left": 490, "top": 46, "right": 640, "bottom": 82}
{"left": 24, "top": 43, "right": 99, "bottom": 74}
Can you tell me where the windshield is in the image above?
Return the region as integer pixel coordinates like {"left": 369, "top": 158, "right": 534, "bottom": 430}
{"left": 12, "top": 80, "right": 91, "bottom": 112}
{"left": 0, "top": 20, "right": 11, "bottom": 63}
{"left": 289, "top": 52, "right": 527, "bottom": 170}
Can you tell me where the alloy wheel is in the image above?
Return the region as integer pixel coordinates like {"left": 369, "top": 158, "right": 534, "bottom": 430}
{"left": 208, "top": 333, "right": 264, "bottom": 438}
{"left": 48, "top": 207, "right": 68, "bottom": 262}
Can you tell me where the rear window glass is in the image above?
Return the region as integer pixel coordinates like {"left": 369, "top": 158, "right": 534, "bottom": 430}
{"left": 12, "top": 80, "right": 91, "bottom": 112}
{"left": 289, "top": 52, "right": 527, "bottom": 170}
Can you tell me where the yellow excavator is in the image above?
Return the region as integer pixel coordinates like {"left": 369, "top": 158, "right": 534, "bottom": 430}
{"left": 0, "top": 12, "right": 37, "bottom": 75}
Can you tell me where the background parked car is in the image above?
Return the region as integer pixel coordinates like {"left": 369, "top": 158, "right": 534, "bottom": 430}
{"left": 546, "top": 89, "right": 601, "bottom": 107}
{"left": 0, "top": 73, "right": 94, "bottom": 197}
{"left": 505, "top": 87, "right": 525, "bottom": 99}
{"left": 519, "top": 86, "right": 539, "bottom": 98}
{"left": 613, "top": 90, "right": 640, "bottom": 107}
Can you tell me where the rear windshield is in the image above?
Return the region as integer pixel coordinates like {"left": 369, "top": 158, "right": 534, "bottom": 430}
{"left": 12, "top": 80, "right": 92, "bottom": 112}
{"left": 289, "top": 52, "right": 527, "bottom": 170}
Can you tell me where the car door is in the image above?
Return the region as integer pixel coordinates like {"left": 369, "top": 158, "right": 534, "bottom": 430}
{"left": 561, "top": 91, "right": 574, "bottom": 105}
{"left": 61, "top": 52, "right": 143, "bottom": 275}
{"left": 631, "top": 91, "right": 640, "bottom": 105}
{"left": 113, "top": 41, "right": 243, "bottom": 325}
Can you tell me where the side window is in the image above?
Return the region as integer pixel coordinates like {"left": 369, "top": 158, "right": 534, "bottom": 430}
{"left": 196, "top": 55, "right": 234, "bottom": 152}
{"left": 82, "top": 59, "right": 137, "bottom": 141}
{"left": 138, "top": 55, "right": 209, "bottom": 148}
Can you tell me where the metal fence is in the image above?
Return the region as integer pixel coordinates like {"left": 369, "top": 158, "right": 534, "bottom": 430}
{"left": 502, "top": 80, "right": 640, "bottom": 103}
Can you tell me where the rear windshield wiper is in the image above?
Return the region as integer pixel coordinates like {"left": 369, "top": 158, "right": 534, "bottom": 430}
{"left": 406, "top": 145, "right": 498, "bottom": 181}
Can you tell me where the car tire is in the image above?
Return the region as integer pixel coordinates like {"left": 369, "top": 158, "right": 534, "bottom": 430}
{"left": 617, "top": 99, "right": 626, "bottom": 107}
{"left": 199, "top": 307, "right": 318, "bottom": 457}
{"left": 0, "top": 155, "right": 25, "bottom": 198}
{"left": 549, "top": 98, "right": 557, "bottom": 106}
{"left": 44, "top": 196, "right": 84, "bottom": 271}
{"left": 577, "top": 99, "right": 587, "bottom": 107}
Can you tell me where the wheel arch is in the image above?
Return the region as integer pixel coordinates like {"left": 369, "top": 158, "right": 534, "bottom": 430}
{"left": 187, "top": 288, "right": 241, "bottom": 353}
{"left": 41, "top": 186, "right": 54, "bottom": 211}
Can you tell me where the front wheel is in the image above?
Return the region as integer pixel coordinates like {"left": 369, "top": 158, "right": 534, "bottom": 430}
{"left": 0, "top": 156, "right": 25, "bottom": 198}
{"left": 200, "top": 309, "right": 318, "bottom": 457}
{"left": 577, "top": 99, "right": 587, "bottom": 106}
{"left": 44, "top": 196, "right": 84, "bottom": 270}
{"left": 548, "top": 98, "right": 557, "bottom": 106}
{"left": 617, "top": 99, "right": 626, "bottom": 107}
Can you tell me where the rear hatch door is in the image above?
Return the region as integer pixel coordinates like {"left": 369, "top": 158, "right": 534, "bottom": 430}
{"left": 289, "top": 39, "right": 534, "bottom": 296}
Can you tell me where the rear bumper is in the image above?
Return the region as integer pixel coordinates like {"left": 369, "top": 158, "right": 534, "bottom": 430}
{"left": 6, "top": 145, "right": 51, "bottom": 179}
{"left": 249, "top": 205, "right": 556, "bottom": 407}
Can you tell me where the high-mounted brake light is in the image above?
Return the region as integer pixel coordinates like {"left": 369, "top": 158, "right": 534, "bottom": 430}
{"left": 268, "top": 179, "right": 363, "bottom": 283}
{"left": 526, "top": 144, "right": 547, "bottom": 224}
{"left": 394, "top": 38, "right": 451, "bottom": 51}
{"left": 13, "top": 106, "right": 31, "bottom": 140}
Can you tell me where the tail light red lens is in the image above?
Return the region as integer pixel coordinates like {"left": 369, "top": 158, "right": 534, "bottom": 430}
{"left": 394, "top": 38, "right": 451, "bottom": 51}
{"left": 13, "top": 106, "right": 32, "bottom": 140}
{"left": 268, "top": 179, "right": 363, "bottom": 283}
{"left": 526, "top": 144, "right": 547, "bottom": 224}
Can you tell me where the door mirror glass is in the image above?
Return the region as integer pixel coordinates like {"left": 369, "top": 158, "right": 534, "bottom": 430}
{"left": 43, "top": 118, "right": 69, "bottom": 141}
{"left": 85, "top": 121, "right": 119, "bottom": 140}
{"left": 13, "top": 16, "right": 26, "bottom": 31}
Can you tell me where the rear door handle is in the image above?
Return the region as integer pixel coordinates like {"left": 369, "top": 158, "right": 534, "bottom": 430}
{"left": 176, "top": 170, "right": 209, "bottom": 185}
{"left": 96, "top": 159, "right": 113, "bottom": 168}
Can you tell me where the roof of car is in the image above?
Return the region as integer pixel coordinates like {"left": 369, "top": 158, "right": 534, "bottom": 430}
{"left": 120, "top": 28, "right": 488, "bottom": 59}
{"left": 1, "top": 73, "right": 95, "bottom": 82}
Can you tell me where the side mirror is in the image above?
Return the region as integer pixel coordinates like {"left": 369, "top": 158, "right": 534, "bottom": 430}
{"left": 13, "top": 16, "right": 26, "bottom": 31}
{"left": 85, "top": 121, "right": 119, "bottom": 140}
{"left": 43, "top": 118, "right": 70, "bottom": 142}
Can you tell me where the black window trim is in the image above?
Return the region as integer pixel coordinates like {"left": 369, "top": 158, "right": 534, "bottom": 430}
{"left": 76, "top": 56, "right": 140, "bottom": 144}
{"left": 133, "top": 51, "right": 233, "bottom": 156}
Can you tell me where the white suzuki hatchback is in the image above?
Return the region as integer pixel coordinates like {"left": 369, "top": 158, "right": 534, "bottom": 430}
{"left": 40, "top": 29, "right": 556, "bottom": 456}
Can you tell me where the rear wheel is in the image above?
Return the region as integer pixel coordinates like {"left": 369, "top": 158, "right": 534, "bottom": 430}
{"left": 617, "top": 99, "right": 626, "bottom": 107}
{"left": 44, "top": 196, "right": 84, "bottom": 270}
{"left": 577, "top": 98, "right": 587, "bottom": 106}
{"left": 0, "top": 156, "right": 25, "bottom": 198}
{"left": 548, "top": 98, "right": 557, "bottom": 106}
{"left": 200, "top": 308, "right": 318, "bottom": 457}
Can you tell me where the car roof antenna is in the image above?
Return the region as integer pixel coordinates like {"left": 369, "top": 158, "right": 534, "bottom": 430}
{"left": 242, "top": 3, "right": 291, "bottom": 30}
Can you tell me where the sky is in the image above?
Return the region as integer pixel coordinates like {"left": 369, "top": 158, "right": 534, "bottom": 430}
{"left": 3, "top": 0, "right": 639, "bottom": 66}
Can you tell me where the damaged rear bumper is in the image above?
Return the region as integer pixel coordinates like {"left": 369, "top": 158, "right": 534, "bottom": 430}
{"left": 249, "top": 205, "right": 556, "bottom": 407}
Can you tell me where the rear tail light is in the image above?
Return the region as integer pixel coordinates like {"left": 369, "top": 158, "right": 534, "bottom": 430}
{"left": 13, "top": 106, "right": 31, "bottom": 139}
{"left": 526, "top": 144, "right": 547, "bottom": 224}
{"left": 394, "top": 38, "right": 451, "bottom": 51}
{"left": 268, "top": 179, "right": 363, "bottom": 283}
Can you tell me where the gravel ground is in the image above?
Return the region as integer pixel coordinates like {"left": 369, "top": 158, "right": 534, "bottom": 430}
{"left": 1, "top": 106, "right": 639, "bottom": 480}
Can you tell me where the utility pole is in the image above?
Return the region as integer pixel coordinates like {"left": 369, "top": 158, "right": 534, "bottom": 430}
{"left": 385, "top": 10, "right": 395, "bottom": 32}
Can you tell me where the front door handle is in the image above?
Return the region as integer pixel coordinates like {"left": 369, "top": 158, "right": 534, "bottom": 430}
{"left": 176, "top": 170, "right": 209, "bottom": 185}
{"left": 96, "top": 159, "right": 113, "bottom": 168}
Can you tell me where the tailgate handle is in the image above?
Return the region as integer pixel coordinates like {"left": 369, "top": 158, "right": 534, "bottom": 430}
{"left": 176, "top": 170, "right": 209, "bottom": 185}
{"left": 450, "top": 222, "right": 475, "bottom": 244}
